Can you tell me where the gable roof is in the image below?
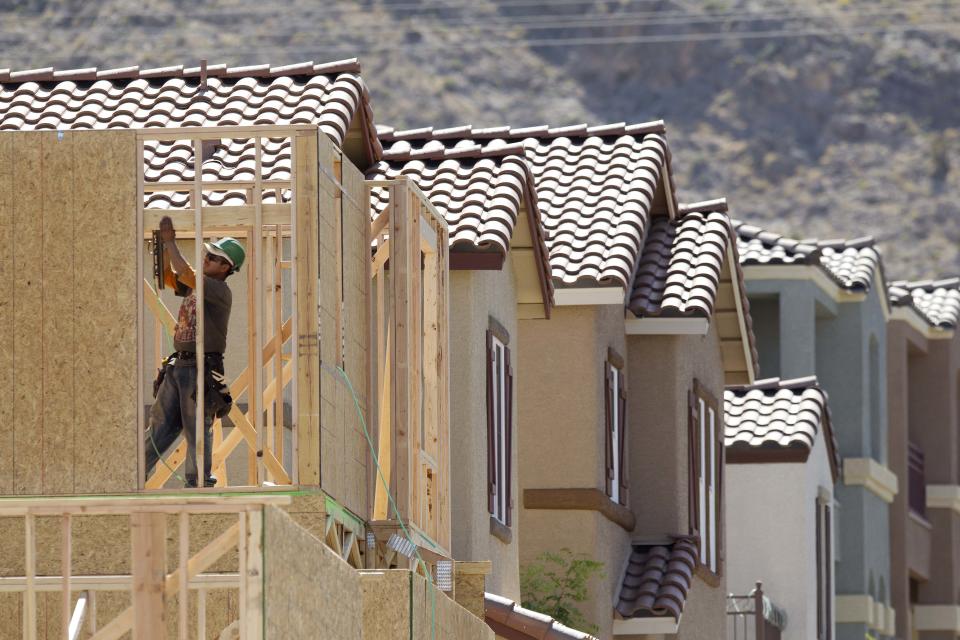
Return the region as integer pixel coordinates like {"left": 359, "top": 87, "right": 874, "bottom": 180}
{"left": 888, "top": 277, "right": 960, "bottom": 330}
{"left": 0, "top": 59, "right": 382, "bottom": 164}
{"left": 734, "top": 220, "right": 882, "bottom": 293}
{"left": 485, "top": 592, "right": 598, "bottom": 640}
{"left": 375, "top": 121, "right": 677, "bottom": 288}
{"left": 724, "top": 376, "right": 840, "bottom": 480}
{"left": 628, "top": 199, "right": 759, "bottom": 384}
{"left": 615, "top": 537, "right": 698, "bottom": 621}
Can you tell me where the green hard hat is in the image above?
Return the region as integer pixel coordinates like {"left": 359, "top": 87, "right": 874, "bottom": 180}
{"left": 204, "top": 237, "right": 245, "bottom": 273}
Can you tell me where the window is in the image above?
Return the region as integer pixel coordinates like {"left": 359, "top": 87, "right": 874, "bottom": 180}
{"left": 688, "top": 380, "right": 722, "bottom": 575}
{"left": 815, "top": 495, "right": 833, "bottom": 639}
{"left": 486, "top": 325, "right": 513, "bottom": 527}
{"left": 604, "top": 351, "right": 627, "bottom": 505}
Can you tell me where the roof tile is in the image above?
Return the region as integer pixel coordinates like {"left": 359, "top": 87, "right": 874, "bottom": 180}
{"left": 889, "top": 277, "right": 960, "bottom": 329}
{"left": 616, "top": 537, "right": 698, "bottom": 620}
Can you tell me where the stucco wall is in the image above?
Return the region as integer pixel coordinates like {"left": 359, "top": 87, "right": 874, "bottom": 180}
{"left": 448, "top": 256, "right": 520, "bottom": 600}
{"left": 726, "top": 434, "right": 835, "bottom": 640}
{"left": 746, "top": 278, "right": 892, "bottom": 636}
{"left": 517, "top": 304, "right": 629, "bottom": 637}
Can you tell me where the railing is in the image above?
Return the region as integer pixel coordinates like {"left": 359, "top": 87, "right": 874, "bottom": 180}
{"left": 0, "top": 493, "right": 288, "bottom": 640}
{"left": 727, "top": 582, "right": 787, "bottom": 640}
{"left": 908, "top": 441, "right": 926, "bottom": 517}
{"left": 367, "top": 178, "right": 452, "bottom": 565}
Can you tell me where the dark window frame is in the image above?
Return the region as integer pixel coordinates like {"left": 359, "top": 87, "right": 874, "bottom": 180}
{"left": 486, "top": 319, "right": 513, "bottom": 532}
{"left": 604, "top": 348, "right": 628, "bottom": 506}
{"left": 688, "top": 379, "right": 723, "bottom": 578}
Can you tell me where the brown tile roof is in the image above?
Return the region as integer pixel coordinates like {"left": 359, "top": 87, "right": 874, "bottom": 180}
{"left": 373, "top": 121, "right": 677, "bottom": 287}
{"left": 628, "top": 199, "right": 760, "bottom": 379}
{"left": 0, "top": 59, "right": 382, "bottom": 162}
{"left": 629, "top": 200, "right": 732, "bottom": 318}
{"left": 733, "top": 220, "right": 882, "bottom": 292}
{"left": 888, "top": 277, "right": 960, "bottom": 329}
{"left": 615, "top": 537, "right": 698, "bottom": 620}
{"left": 484, "top": 592, "right": 598, "bottom": 640}
{"left": 724, "top": 376, "right": 840, "bottom": 479}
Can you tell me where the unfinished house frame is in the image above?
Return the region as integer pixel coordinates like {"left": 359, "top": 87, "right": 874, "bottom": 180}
{"left": 0, "top": 124, "right": 466, "bottom": 637}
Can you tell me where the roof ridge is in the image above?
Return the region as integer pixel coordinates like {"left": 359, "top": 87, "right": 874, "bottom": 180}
{"left": 889, "top": 276, "right": 960, "bottom": 292}
{"left": 678, "top": 197, "right": 728, "bottom": 215}
{"left": 378, "top": 119, "right": 667, "bottom": 142}
{"left": 0, "top": 58, "right": 362, "bottom": 85}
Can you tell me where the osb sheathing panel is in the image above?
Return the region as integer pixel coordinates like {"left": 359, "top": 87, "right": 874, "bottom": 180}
{"left": 263, "top": 505, "right": 361, "bottom": 640}
{"left": 0, "top": 134, "right": 14, "bottom": 495}
{"left": 361, "top": 569, "right": 494, "bottom": 640}
{"left": 0, "top": 131, "right": 137, "bottom": 496}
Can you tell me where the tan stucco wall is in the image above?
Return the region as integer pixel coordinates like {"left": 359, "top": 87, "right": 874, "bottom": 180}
{"left": 518, "top": 304, "right": 628, "bottom": 637}
{"left": 888, "top": 320, "right": 960, "bottom": 638}
{"left": 625, "top": 324, "right": 728, "bottom": 635}
{"left": 449, "top": 255, "right": 521, "bottom": 600}
{"left": 625, "top": 325, "right": 725, "bottom": 538}
{"left": 725, "top": 433, "right": 835, "bottom": 640}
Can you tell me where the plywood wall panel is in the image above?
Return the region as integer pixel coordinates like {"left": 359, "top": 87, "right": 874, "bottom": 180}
{"left": 0, "top": 134, "right": 14, "bottom": 495}
{"left": 72, "top": 131, "right": 138, "bottom": 494}
{"left": 40, "top": 132, "right": 76, "bottom": 495}
{"left": 12, "top": 133, "right": 44, "bottom": 496}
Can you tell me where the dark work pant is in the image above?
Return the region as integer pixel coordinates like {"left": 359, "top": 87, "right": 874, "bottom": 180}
{"left": 144, "top": 362, "right": 215, "bottom": 486}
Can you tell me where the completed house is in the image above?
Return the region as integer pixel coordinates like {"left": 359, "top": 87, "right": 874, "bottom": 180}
{"left": 735, "top": 221, "right": 897, "bottom": 639}
{"left": 887, "top": 277, "right": 960, "bottom": 639}
{"left": 724, "top": 376, "right": 840, "bottom": 640}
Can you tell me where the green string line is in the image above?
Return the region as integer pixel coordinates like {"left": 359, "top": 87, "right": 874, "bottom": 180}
{"left": 325, "top": 363, "right": 437, "bottom": 640}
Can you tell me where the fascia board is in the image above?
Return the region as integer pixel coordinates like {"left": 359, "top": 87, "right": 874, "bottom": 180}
{"left": 625, "top": 317, "right": 709, "bottom": 335}
{"left": 554, "top": 286, "right": 626, "bottom": 306}
{"left": 890, "top": 307, "right": 955, "bottom": 340}
{"left": 613, "top": 615, "right": 680, "bottom": 635}
{"left": 742, "top": 264, "right": 866, "bottom": 304}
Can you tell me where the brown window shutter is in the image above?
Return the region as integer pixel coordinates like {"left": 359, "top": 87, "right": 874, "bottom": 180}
{"left": 816, "top": 498, "right": 823, "bottom": 639}
{"left": 825, "top": 503, "right": 833, "bottom": 640}
{"left": 604, "top": 364, "right": 614, "bottom": 497}
{"left": 505, "top": 348, "right": 514, "bottom": 527}
{"left": 687, "top": 389, "right": 701, "bottom": 543}
{"left": 717, "top": 406, "right": 725, "bottom": 567}
{"left": 486, "top": 330, "right": 496, "bottom": 514}
{"left": 617, "top": 380, "right": 628, "bottom": 506}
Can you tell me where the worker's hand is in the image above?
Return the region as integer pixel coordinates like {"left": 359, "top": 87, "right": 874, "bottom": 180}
{"left": 159, "top": 216, "right": 176, "bottom": 243}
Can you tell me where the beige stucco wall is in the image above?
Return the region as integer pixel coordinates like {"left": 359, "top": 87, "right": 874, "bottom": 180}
{"left": 626, "top": 324, "right": 728, "bottom": 636}
{"left": 725, "top": 434, "right": 835, "bottom": 640}
{"left": 518, "top": 304, "right": 630, "bottom": 637}
{"left": 449, "top": 255, "right": 521, "bottom": 600}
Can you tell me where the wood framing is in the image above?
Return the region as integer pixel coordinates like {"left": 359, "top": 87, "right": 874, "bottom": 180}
{"left": 369, "top": 178, "right": 452, "bottom": 559}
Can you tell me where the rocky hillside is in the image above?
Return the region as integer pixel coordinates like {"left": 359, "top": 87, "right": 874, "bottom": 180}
{"left": 2, "top": 0, "right": 958, "bottom": 280}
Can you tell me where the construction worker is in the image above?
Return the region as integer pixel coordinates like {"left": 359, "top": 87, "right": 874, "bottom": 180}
{"left": 145, "top": 215, "right": 245, "bottom": 488}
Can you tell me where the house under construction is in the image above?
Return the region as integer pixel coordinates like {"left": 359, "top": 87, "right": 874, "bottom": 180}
{"left": 0, "top": 60, "right": 491, "bottom": 639}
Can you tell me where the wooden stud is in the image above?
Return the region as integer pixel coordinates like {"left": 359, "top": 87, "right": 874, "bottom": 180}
{"left": 61, "top": 514, "right": 72, "bottom": 640}
{"left": 253, "top": 138, "right": 266, "bottom": 487}
{"left": 245, "top": 227, "right": 258, "bottom": 487}
{"left": 193, "top": 139, "right": 206, "bottom": 490}
{"left": 197, "top": 588, "right": 206, "bottom": 640}
{"left": 409, "top": 188, "right": 422, "bottom": 531}
{"left": 130, "top": 512, "right": 166, "bottom": 640}
{"left": 24, "top": 513, "right": 36, "bottom": 640}
{"left": 178, "top": 512, "right": 188, "bottom": 640}
{"left": 294, "top": 132, "right": 320, "bottom": 485}
{"left": 238, "top": 512, "right": 248, "bottom": 639}
{"left": 273, "top": 226, "right": 285, "bottom": 469}
{"left": 68, "top": 591, "right": 87, "bottom": 640}
{"left": 391, "top": 183, "right": 411, "bottom": 522}
{"left": 335, "top": 158, "right": 344, "bottom": 367}
{"left": 137, "top": 137, "right": 146, "bottom": 493}
{"left": 87, "top": 591, "right": 96, "bottom": 634}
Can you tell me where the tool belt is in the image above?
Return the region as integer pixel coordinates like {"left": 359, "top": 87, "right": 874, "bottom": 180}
{"left": 152, "top": 352, "right": 234, "bottom": 420}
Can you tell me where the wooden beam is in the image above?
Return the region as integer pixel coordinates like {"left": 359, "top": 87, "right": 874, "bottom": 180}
{"left": 130, "top": 512, "right": 166, "bottom": 640}
{"left": 61, "top": 514, "right": 72, "bottom": 640}
{"left": 24, "top": 514, "right": 36, "bottom": 640}
{"left": 391, "top": 183, "right": 411, "bottom": 521}
{"left": 373, "top": 325, "right": 392, "bottom": 521}
{"left": 178, "top": 512, "right": 189, "bottom": 640}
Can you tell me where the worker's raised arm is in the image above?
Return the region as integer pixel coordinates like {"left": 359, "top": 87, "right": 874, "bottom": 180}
{"left": 159, "top": 216, "right": 197, "bottom": 290}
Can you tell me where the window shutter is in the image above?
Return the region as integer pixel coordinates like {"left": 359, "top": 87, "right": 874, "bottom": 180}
{"left": 604, "top": 364, "right": 614, "bottom": 497}
{"left": 717, "top": 406, "right": 725, "bottom": 566}
{"left": 825, "top": 503, "right": 833, "bottom": 640}
{"left": 816, "top": 499, "right": 823, "bottom": 639}
{"left": 687, "top": 389, "right": 700, "bottom": 541}
{"left": 617, "top": 380, "right": 628, "bottom": 505}
{"left": 505, "top": 348, "right": 514, "bottom": 527}
{"left": 485, "top": 330, "right": 495, "bottom": 514}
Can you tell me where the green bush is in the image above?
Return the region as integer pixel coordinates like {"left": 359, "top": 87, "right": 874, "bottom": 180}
{"left": 520, "top": 548, "right": 605, "bottom": 634}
